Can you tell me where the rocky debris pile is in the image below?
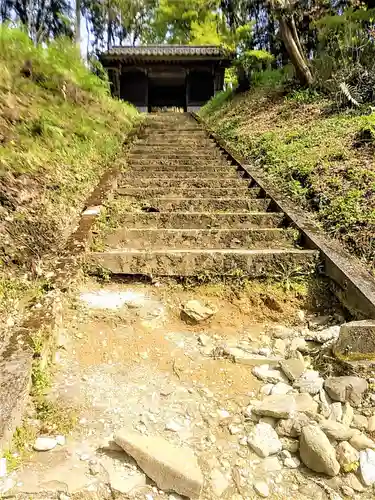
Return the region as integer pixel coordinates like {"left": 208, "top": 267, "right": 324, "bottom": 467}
{"left": 193, "top": 316, "right": 375, "bottom": 497}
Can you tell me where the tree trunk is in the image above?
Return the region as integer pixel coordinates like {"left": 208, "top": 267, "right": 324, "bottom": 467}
{"left": 75, "top": 0, "right": 81, "bottom": 46}
{"left": 278, "top": 16, "right": 313, "bottom": 86}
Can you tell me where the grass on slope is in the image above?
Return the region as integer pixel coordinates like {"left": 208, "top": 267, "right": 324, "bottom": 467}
{"left": 0, "top": 26, "right": 140, "bottom": 327}
{"left": 200, "top": 89, "right": 375, "bottom": 273}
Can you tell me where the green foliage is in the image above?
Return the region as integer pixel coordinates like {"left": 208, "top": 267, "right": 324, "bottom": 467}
{"left": 201, "top": 89, "right": 375, "bottom": 270}
{"left": 200, "top": 88, "right": 234, "bottom": 116}
{"left": 251, "top": 66, "right": 291, "bottom": 90}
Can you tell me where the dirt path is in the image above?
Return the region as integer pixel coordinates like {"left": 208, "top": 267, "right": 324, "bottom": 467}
{"left": 6, "top": 275, "right": 370, "bottom": 500}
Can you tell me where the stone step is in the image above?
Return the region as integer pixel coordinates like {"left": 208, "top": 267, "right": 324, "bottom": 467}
{"left": 109, "top": 212, "right": 283, "bottom": 229}
{"left": 105, "top": 228, "right": 296, "bottom": 250}
{"left": 89, "top": 248, "right": 318, "bottom": 277}
{"left": 129, "top": 152, "right": 223, "bottom": 159}
{"left": 128, "top": 166, "right": 239, "bottom": 176}
{"left": 134, "top": 197, "right": 270, "bottom": 212}
{"left": 118, "top": 187, "right": 259, "bottom": 198}
{"left": 129, "top": 158, "right": 230, "bottom": 166}
{"left": 120, "top": 178, "right": 248, "bottom": 189}
{"left": 135, "top": 141, "right": 217, "bottom": 148}
{"left": 130, "top": 165, "right": 236, "bottom": 174}
{"left": 140, "top": 131, "right": 208, "bottom": 138}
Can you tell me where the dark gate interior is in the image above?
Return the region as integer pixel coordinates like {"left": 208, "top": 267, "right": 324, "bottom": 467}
{"left": 148, "top": 74, "right": 186, "bottom": 111}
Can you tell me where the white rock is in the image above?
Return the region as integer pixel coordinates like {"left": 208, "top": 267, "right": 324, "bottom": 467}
{"left": 294, "top": 371, "right": 323, "bottom": 395}
{"left": 350, "top": 433, "right": 375, "bottom": 451}
{"left": 217, "top": 409, "right": 230, "bottom": 420}
{"left": 260, "top": 384, "right": 274, "bottom": 396}
{"left": 279, "top": 358, "right": 305, "bottom": 382}
{"left": 165, "top": 420, "right": 181, "bottom": 432}
{"left": 284, "top": 456, "right": 300, "bottom": 469}
{"left": 0, "top": 458, "right": 6, "bottom": 478}
{"left": 253, "top": 480, "right": 269, "bottom": 498}
{"left": 271, "top": 325, "right": 296, "bottom": 339}
{"left": 253, "top": 395, "right": 296, "bottom": 419}
{"left": 299, "top": 425, "right": 340, "bottom": 476}
{"left": 336, "top": 441, "right": 359, "bottom": 472}
{"left": 290, "top": 337, "right": 308, "bottom": 353}
{"left": 0, "top": 478, "right": 15, "bottom": 494}
{"left": 198, "top": 334, "right": 212, "bottom": 346}
{"left": 329, "top": 402, "right": 343, "bottom": 422}
{"left": 296, "top": 310, "right": 305, "bottom": 323}
{"left": 115, "top": 430, "right": 203, "bottom": 498}
{"left": 351, "top": 414, "right": 368, "bottom": 431}
{"left": 228, "top": 424, "right": 241, "bottom": 435}
{"left": 305, "top": 325, "right": 340, "bottom": 343}
{"left": 341, "top": 402, "right": 354, "bottom": 426}
{"left": 56, "top": 435, "right": 66, "bottom": 446}
{"left": 252, "top": 365, "right": 288, "bottom": 384}
{"left": 211, "top": 469, "right": 229, "bottom": 497}
{"left": 258, "top": 347, "right": 272, "bottom": 357}
{"left": 271, "top": 382, "right": 293, "bottom": 396}
{"left": 247, "top": 423, "right": 282, "bottom": 458}
{"left": 368, "top": 415, "right": 375, "bottom": 432}
{"left": 33, "top": 437, "right": 58, "bottom": 451}
{"left": 182, "top": 300, "right": 216, "bottom": 323}
{"left": 360, "top": 449, "right": 375, "bottom": 486}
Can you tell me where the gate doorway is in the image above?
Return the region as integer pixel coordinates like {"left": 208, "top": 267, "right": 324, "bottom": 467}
{"left": 148, "top": 73, "right": 186, "bottom": 112}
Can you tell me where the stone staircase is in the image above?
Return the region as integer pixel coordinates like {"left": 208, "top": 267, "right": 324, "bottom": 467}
{"left": 90, "top": 113, "right": 318, "bottom": 277}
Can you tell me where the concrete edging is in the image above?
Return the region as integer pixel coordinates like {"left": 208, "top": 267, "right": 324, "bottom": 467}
{"left": 192, "top": 112, "right": 375, "bottom": 319}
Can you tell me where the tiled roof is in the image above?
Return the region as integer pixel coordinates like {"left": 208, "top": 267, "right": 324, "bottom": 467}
{"left": 103, "top": 45, "right": 231, "bottom": 59}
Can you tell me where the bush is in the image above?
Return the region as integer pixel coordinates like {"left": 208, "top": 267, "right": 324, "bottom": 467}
{"left": 0, "top": 25, "right": 109, "bottom": 98}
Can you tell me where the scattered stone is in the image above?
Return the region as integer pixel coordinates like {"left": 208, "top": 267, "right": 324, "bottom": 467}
{"left": 260, "top": 384, "right": 274, "bottom": 396}
{"left": 360, "top": 449, "right": 375, "bottom": 486}
{"left": 329, "top": 402, "right": 343, "bottom": 422}
{"left": 33, "top": 437, "right": 58, "bottom": 451}
{"left": 336, "top": 441, "right": 359, "bottom": 472}
{"left": 259, "top": 417, "right": 277, "bottom": 427}
{"left": 276, "top": 413, "right": 311, "bottom": 438}
{"left": 324, "top": 376, "right": 368, "bottom": 406}
{"left": 255, "top": 456, "right": 282, "bottom": 474}
{"left": 198, "top": 334, "right": 212, "bottom": 347}
{"left": 342, "top": 402, "right": 354, "bottom": 427}
{"left": 58, "top": 494, "right": 71, "bottom": 500}
{"left": 258, "top": 347, "right": 272, "bottom": 357}
{"left": 305, "top": 325, "right": 340, "bottom": 344}
{"left": 253, "top": 480, "right": 269, "bottom": 498}
{"left": 271, "top": 325, "right": 296, "bottom": 339}
{"left": 296, "top": 310, "right": 305, "bottom": 323}
{"left": 217, "top": 409, "right": 230, "bottom": 420}
{"left": 253, "top": 395, "right": 296, "bottom": 419}
{"left": 280, "top": 449, "right": 291, "bottom": 459}
{"left": 334, "top": 320, "right": 375, "bottom": 361}
{"left": 295, "top": 393, "right": 319, "bottom": 413}
{"left": 0, "top": 458, "right": 6, "bottom": 478}
{"left": 226, "top": 348, "right": 281, "bottom": 367}
{"left": 273, "top": 339, "right": 287, "bottom": 356}
{"left": 247, "top": 423, "right": 282, "bottom": 458}
{"left": 56, "top": 435, "right": 66, "bottom": 446}
{"left": 0, "top": 477, "right": 14, "bottom": 495}
{"left": 228, "top": 424, "right": 241, "bottom": 435}
{"left": 368, "top": 415, "right": 375, "bottom": 432}
{"left": 279, "top": 358, "right": 305, "bottom": 382}
{"left": 341, "top": 485, "right": 354, "bottom": 497}
{"left": 252, "top": 365, "right": 288, "bottom": 384}
{"left": 280, "top": 437, "right": 299, "bottom": 453}
{"left": 270, "top": 382, "right": 293, "bottom": 396}
{"left": 181, "top": 300, "right": 217, "bottom": 324}
{"left": 102, "top": 458, "right": 147, "bottom": 494}
{"left": 343, "top": 473, "right": 365, "bottom": 493}
{"left": 211, "top": 469, "right": 229, "bottom": 497}
{"left": 165, "top": 420, "right": 181, "bottom": 432}
{"left": 349, "top": 432, "right": 375, "bottom": 451}
{"left": 290, "top": 338, "right": 308, "bottom": 353}
{"left": 319, "top": 420, "right": 355, "bottom": 441}
{"left": 294, "top": 371, "right": 323, "bottom": 395}
{"left": 351, "top": 414, "right": 368, "bottom": 431}
{"left": 114, "top": 430, "right": 203, "bottom": 498}
{"left": 284, "top": 456, "right": 300, "bottom": 469}
{"left": 299, "top": 425, "right": 340, "bottom": 476}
